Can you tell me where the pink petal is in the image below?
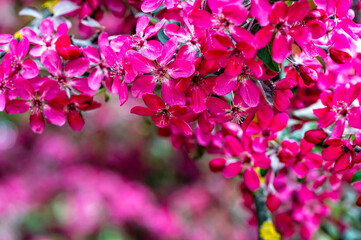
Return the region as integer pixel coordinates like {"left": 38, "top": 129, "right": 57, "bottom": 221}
{"left": 170, "top": 116, "right": 193, "bottom": 136}
{"left": 30, "top": 111, "right": 45, "bottom": 134}
{"left": 88, "top": 68, "right": 103, "bottom": 90}
{"left": 142, "top": 40, "right": 162, "bottom": 60}
{"left": 131, "top": 75, "right": 156, "bottom": 98}
{"left": 286, "top": 0, "right": 309, "bottom": 24}
{"left": 334, "top": 153, "right": 351, "bottom": 172}
{"left": 168, "top": 60, "right": 195, "bottom": 79}
{"left": 250, "top": 0, "right": 271, "bottom": 26}
{"left": 274, "top": 89, "right": 290, "bottom": 112}
{"left": 43, "top": 105, "right": 66, "bottom": 126}
{"left": 39, "top": 18, "right": 54, "bottom": 38}
{"left": 252, "top": 137, "right": 268, "bottom": 153}
{"left": 136, "top": 14, "right": 149, "bottom": 36}
{"left": 131, "top": 106, "right": 157, "bottom": 116}
{"left": 20, "top": 28, "right": 43, "bottom": 45}
{"left": 69, "top": 78, "right": 96, "bottom": 96}
{"left": 143, "top": 93, "right": 166, "bottom": 111}
{"left": 0, "top": 93, "right": 6, "bottom": 112}
{"left": 304, "top": 153, "right": 323, "bottom": 169}
{"left": 22, "top": 59, "right": 39, "bottom": 79}
{"left": 255, "top": 25, "right": 274, "bottom": 49}
{"left": 141, "top": 0, "right": 163, "bottom": 12}
{"left": 205, "top": 97, "right": 230, "bottom": 115}
{"left": 222, "top": 4, "right": 248, "bottom": 25}
{"left": 223, "top": 162, "right": 242, "bottom": 178}
{"left": 272, "top": 32, "right": 293, "bottom": 64}
{"left": 41, "top": 50, "right": 62, "bottom": 76}
{"left": 188, "top": 10, "right": 213, "bottom": 29}
{"left": 118, "top": 81, "right": 128, "bottom": 106}
{"left": 224, "top": 135, "right": 243, "bottom": 157}
{"left": 83, "top": 46, "right": 100, "bottom": 63}
{"left": 126, "top": 50, "right": 155, "bottom": 74}
{"left": 38, "top": 80, "right": 59, "bottom": 101}
{"left": 293, "top": 161, "right": 308, "bottom": 178}
{"left": 159, "top": 37, "right": 178, "bottom": 66}
{"left": 189, "top": 86, "right": 207, "bottom": 114}
{"left": 321, "top": 146, "right": 343, "bottom": 162}
{"left": 244, "top": 167, "right": 260, "bottom": 191}
{"left": 239, "top": 79, "right": 260, "bottom": 107}
{"left": 68, "top": 110, "right": 85, "bottom": 131}
{"left": 30, "top": 46, "right": 46, "bottom": 58}
{"left": 6, "top": 100, "right": 31, "bottom": 114}
{"left": 17, "top": 37, "right": 29, "bottom": 60}
{"left": 270, "top": 112, "right": 289, "bottom": 132}
{"left": 0, "top": 34, "right": 13, "bottom": 44}
{"left": 161, "top": 79, "right": 186, "bottom": 106}
{"left": 65, "top": 57, "right": 90, "bottom": 78}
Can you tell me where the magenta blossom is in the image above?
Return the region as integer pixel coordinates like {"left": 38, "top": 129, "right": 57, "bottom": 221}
{"left": 41, "top": 50, "right": 94, "bottom": 96}
{"left": 21, "top": 18, "right": 68, "bottom": 58}
{"left": 2, "top": 38, "right": 39, "bottom": 80}
{"left": 5, "top": 80, "right": 65, "bottom": 134}
{"left": 131, "top": 93, "right": 193, "bottom": 136}
{"left": 126, "top": 37, "right": 195, "bottom": 106}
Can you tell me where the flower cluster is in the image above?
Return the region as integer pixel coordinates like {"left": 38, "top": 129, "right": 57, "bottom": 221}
{"left": 1, "top": 0, "right": 361, "bottom": 239}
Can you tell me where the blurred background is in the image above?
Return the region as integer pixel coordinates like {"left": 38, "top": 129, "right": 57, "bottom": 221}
{"left": 0, "top": 94, "right": 254, "bottom": 239}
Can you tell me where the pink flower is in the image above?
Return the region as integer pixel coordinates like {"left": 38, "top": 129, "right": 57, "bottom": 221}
{"left": 112, "top": 15, "right": 165, "bottom": 60}
{"left": 50, "top": 94, "right": 101, "bottom": 131}
{"left": 2, "top": 38, "right": 39, "bottom": 80}
{"left": 126, "top": 37, "right": 195, "bottom": 106}
{"left": 21, "top": 18, "right": 68, "bottom": 58}
{"left": 278, "top": 138, "right": 323, "bottom": 178}
{"left": 322, "top": 138, "right": 356, "bottom": 173}
{"left": 41, "top": 50, "right": 94, "bottom": 96}
{"left": 255, "top": 0, "right": 318, "bottom": 63}
{"left": 274, "top": 77, "right": 298, "bottom": 111}
{"left": 313, "top": 83, "right": 360, "bottom": 130}
{"left": 5, "top": 80, "right": 65, "bottom": 134}
{"left": 131, "top": 93, "right": 193, "bottom": 136}
{"left": 247, "top": 105, "right": 289, "bottom": 152}
{"left": 188, "top": 1, "right": 248, "bottom": 30}
{"left": 102, "top": 41, "right": 135, "bottom": 106}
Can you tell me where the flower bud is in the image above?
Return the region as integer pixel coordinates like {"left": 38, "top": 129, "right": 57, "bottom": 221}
{"left": 266, "top": 193, "right": 281, "bottom": 212}
{"left": 304, "top": 129, "right": 328, "bottom": 144}
{"left": 209, "top": 158, "right": 226, "bottom": 172}
{"left": 329, "top": 48, "right": 352, "bottom": 64}
{"left": 297, "top": 65, "right": 318, "bottom": 86}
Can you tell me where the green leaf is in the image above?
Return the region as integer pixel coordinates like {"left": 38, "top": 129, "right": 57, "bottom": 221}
{"left": 308, "top": 0, "right": 317, "bottom": 10}
{"left": 352, "top": 171, "right": 361, "bottom": 183}
{"left": 257, "top": 43, "right": 280, "bottom": 72}
{"left": 316, "top": 56, "right": 327, "bottom": 73}
{"left": 157, "top": 26, "right": 169, "bottom": 44}
{"left": 258, "top": 80, "right": 275, "bottom": 105}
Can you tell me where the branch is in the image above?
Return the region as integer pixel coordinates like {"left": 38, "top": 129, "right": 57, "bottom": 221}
{"left": 253, "top": 185, "right": 281, "bottom": 240}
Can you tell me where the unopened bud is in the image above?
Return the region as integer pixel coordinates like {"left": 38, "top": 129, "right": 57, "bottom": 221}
{"left": 329, "top": 48, "right": 352, "bottom": 64}
{"left": 209, "top": 158, "right": 226, "bottom": 172}
{"left": 297, "top": 65, "right": 318, "bottom": 86}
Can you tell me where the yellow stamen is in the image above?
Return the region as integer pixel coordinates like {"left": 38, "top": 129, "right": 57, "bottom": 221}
{"left": 256, "top": 167, "right": 265, "bottom": 184}
{"left": 260, "top": 221, "right": 281, "bottom": 240}
{"left": 14, "top": 31, "right": 23, "bottom": 40}
{"left": 42, "top": 0, "right": 60, "bottom": 13}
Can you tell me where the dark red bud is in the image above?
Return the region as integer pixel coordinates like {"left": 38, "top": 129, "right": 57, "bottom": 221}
{"left": 297, "top": 65, "right": 318, "bottom": 86}
{"left": 266, "top": 193, "right": 281, "bottom": 212}
{"left": 304, "top": 129, "right": 328, "bottom": 144}
{"left": 209, "top": 158, "right": 226, "bottom": 172}
{"left": 329, "top": 48, "right": 352, "bottom": 64}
